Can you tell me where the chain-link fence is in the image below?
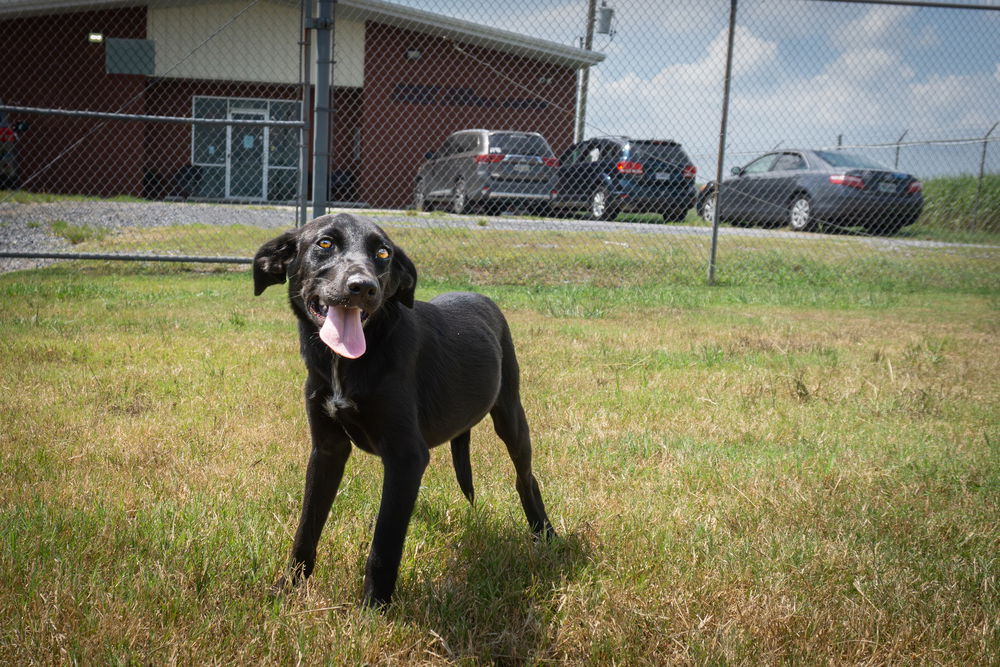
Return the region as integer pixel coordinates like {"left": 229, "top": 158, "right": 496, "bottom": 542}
{"left": 1, "top": 0, "right": 997, "bottom": 289}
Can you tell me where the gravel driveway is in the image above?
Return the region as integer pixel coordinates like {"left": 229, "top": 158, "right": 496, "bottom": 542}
{"left": 2, "top": 199, "right": 996, "bottom": 274}
{"left": 0, "top": 199, "right": 298, "bottom": 273}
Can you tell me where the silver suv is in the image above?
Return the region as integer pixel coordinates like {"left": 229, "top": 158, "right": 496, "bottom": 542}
{"left": 414, "top": 129, "right": 558, "bottom": 215}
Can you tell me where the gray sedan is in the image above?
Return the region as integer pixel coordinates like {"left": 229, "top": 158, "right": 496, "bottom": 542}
{"left": 697, "top": 150, "right": 924, "bottom": 235}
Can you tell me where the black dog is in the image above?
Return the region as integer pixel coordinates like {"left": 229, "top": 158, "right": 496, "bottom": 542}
{"left": 254, "top": 213, "right": 555, "bottom": 607}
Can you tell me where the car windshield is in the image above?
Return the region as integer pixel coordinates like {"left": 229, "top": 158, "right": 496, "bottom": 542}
{"left": 488, "top": 133, "right": 552, "bottom": 156}
{"left": 630, "top": 141, "right": 688, "bottom": 165}
{"left": 815, "top": 150, "right": 887, "bottom": 170}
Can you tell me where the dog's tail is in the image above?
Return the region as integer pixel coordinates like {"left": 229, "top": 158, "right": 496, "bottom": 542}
{"left": 450, "top": 431, "right": 475, "bottom": 504}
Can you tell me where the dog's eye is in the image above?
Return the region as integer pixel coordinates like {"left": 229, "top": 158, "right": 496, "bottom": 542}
{"left": 375, "top": 247, "right": 391, "bottom": 260}
{"left": 317, "top": 237, "right": 333, "bottom": 249}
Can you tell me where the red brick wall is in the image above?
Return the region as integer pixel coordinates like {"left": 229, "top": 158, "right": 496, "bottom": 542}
{"left": 0, "top": 8, "right": 148, "bottom": 196}
{"left": 359, "top": 22, "right": 579, "bottom": 208}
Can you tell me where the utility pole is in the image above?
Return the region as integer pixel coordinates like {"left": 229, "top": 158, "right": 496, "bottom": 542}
{"left": 707, "top": 0, "right": 738, "bottom": 286}
{"left": 575, "top": 0, "right": 598, "bottom": 143}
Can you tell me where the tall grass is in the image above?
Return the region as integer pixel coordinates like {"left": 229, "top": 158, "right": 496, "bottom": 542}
{"left": 908, "top": 174, "right": 1000, "bottom": 239}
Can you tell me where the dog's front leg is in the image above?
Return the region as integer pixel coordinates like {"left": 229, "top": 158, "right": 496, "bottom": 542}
{"left": 362, "top": 446, "right": 429, "bottom": 608}
{"left": 275, "top": 383, "right": 352, "bottom": 592}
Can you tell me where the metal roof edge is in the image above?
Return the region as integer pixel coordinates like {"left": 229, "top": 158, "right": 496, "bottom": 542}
{"left": 336, "top": 0, "right": 604, "bottom": 68}
{"left": 0, "top": 0, "right": 605, "bottom": 69}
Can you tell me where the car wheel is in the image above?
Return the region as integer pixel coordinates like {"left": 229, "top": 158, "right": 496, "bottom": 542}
{"left": 788, "top": 195, "right": 813, "bottom": 231}
{"left": 450, "top": 179, "right": 467, "bottom": 215}
{"left": 589, "top": 186, "right": 618, "bottom": 221}
{"left": 698, "top": 190, "right": 717, "bottom": 223}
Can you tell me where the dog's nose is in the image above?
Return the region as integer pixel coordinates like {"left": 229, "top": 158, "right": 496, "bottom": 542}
{"left": 347, "top": 275, "right": 378, "bottom": 298}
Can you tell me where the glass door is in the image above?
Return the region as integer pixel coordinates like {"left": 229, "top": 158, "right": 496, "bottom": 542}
{"left": 227, "top": 110, "right": 266, "bottom": 200}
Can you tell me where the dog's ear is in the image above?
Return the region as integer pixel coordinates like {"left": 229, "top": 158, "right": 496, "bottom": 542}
{"left": 390, "top": 245, "right": 417, "bottom": 308}
{"left": 253, "top": 228, "right": 300, "bottom": 296}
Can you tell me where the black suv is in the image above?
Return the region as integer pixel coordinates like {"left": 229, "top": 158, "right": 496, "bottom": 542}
{"left": 548, "top": 137, "right": 697, "bottom": 221}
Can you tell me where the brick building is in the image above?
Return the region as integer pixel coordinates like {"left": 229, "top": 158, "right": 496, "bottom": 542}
{"left": 0, "top": 0, "right": 602, "bottom": 207}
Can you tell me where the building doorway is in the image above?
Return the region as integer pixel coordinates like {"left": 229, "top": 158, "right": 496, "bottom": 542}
{"left": 227, "top": 109, "right": 266, "bottom": 200}
{"left": 192, "top": 96, "right": 300, "bottom": 201}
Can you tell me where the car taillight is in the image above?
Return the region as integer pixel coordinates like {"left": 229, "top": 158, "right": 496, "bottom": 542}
{"left": 907, "top": 181, "right": 923, "bottom": 193}
{"left": 0, "top": 127, "right": 15, "bottom": 143}
{"left": 616, "top": 161, "right": 643, "bottom": 175}
{"left": 682, "top": 164, "right": 697, "bottom": 180}
{"left": 542, "top": 157, "right": 559, "bottom": 167}
{"left": 474, "top": 153, "right": 505, "bottom": 163}
{"left": 830, "top": 173, "right": 865, "bottom": 190}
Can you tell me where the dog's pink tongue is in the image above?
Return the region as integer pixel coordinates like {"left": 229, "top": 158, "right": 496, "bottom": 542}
{"left": 319, "top": 306, "right": 366, "bottom": 358}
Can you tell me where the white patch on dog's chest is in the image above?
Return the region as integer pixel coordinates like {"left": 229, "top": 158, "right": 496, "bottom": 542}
{"left": 324, "top": 358, "right": 356, "bottom": 418}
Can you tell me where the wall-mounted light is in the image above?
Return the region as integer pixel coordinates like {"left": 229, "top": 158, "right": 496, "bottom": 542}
{"left": 405, "top": 48, "right": 421, "bottom": 61}
{"left": 88, "top": 32, "right": 104, "bottom": 43}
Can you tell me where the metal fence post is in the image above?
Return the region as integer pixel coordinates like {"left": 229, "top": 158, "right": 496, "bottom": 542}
{"left": 311, "top": 0, "right": 334, "bottom": 219}
{"left": 894, "top": 129, "right": 908, "bottom": 169}
{"left": 708, "top": 0, "right": 738, "bottom": 286}
{"left": 973, "top": 121, "right": 998, "bottom": 231}
{"left": 298, "top": 0, "right": 313, "bottom": 227}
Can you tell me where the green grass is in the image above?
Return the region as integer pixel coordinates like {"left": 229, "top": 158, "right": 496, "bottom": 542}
{"left": 31, "top": 217, "right": 1000, "bottom": 295}
{"left": 1, "top": 260, "right": 997, "bottom": 663}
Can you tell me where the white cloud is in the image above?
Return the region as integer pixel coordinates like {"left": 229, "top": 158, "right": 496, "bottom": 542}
{"left": 585, "top": 17, "right": 1000, "bottom": 173}
{"left": 832, "top": 5, "right": 915, "bottom": 49}
{"left": 585, "top": 25, "right": 777, "bottom": 141}
{"left": 821, "top": 47, "right": 915, "bottom": 83}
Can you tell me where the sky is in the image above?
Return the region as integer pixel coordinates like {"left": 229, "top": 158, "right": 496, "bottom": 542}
{"left": 390, "top": 0, "right": 1000, "bottom": 178}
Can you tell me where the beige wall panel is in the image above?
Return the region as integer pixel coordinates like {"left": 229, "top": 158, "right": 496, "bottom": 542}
{"left": 149, "top": 1, "right": 364, "bottom": 87}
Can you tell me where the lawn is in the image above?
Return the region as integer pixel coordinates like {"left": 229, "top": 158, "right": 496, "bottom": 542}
{"left": 1, "top": 252, "right": 997, "bottom": 662}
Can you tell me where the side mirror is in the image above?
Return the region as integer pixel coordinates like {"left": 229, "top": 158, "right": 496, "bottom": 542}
{"left": 730, "top": 166, "right": 743, "bottom": 176}
{"left": 13, "top": 121, "right": 29, "bottom": 134}
{"left": 424, "top": 151, "right": 435, "bottom": 161}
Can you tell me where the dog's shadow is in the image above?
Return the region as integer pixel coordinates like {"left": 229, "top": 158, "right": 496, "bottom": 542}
{"left": 395, "top": 502, "right": 594, "bottom": 663}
